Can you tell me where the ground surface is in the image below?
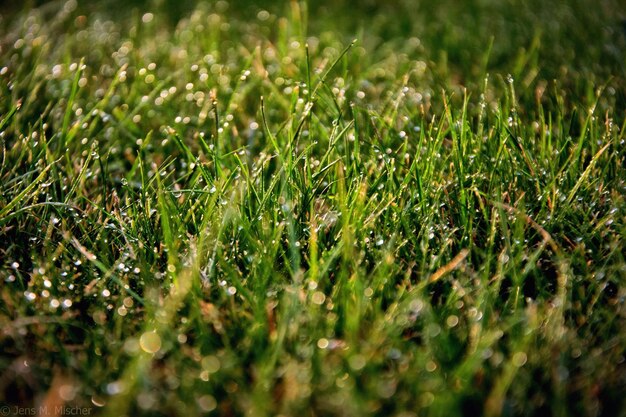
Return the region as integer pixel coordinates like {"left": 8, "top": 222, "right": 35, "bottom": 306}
{"left": 1, "top": 0, "right": 625, "bottom": 416}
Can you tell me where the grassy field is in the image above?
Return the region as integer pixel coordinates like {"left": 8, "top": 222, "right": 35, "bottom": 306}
{"left": 1, "top": 0, "right": 625, "bottom": 416}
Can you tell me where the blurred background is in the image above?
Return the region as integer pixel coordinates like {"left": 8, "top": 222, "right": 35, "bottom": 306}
{"left": 1, "top": 0, "right": 624, "bottom": 110}
{"left": 2, "top": 0, "right": 624, "bottom": 83}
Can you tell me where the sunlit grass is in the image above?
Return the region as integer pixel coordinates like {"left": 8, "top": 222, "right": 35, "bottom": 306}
{"left": 1, "top": 0, "right": 625, "bottom": 416}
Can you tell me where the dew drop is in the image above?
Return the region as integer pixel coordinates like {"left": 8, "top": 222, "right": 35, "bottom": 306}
{"left": 317, "top": 338, "right": 329, "bottom": 349}
{"left": 197, "top": 395, "right": 217, "bottom": 412}
{"left": 512, "top": 351, "right": 528, "bottom": 367}
{"left": 139, "top": 331, "right": 162, "bottom": 354}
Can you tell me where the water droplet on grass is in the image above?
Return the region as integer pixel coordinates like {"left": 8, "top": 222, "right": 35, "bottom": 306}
{"left": 139, "top": 331, "right": 161, "bottom": 354}
{"left": 201, "top": 355, "right": 221, "bottom": 373}
{"left": 446, "top": 315, "right": 459, "bottom": 327}
{"left": 197, "top": 395, "right": 217, "bottom": 412}
{"left": 349, "top": 354, "right": 366, "bottom": 371}
{"left": 91, "top": 396, "right": 106, "bottom": 407}
{"left": 311, "top": 291, "right": 326, "bottom": 305}
{"left": 317, "top": 338, "right": 329, "bottom": 349}
{"left": 106, "top": 381, "right": 125, "bottom": 395}
{"left": 512, "top": 352, "right": 527, "bottom": 367}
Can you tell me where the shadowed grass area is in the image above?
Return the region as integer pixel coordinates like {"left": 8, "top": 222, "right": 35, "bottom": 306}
{"left": 0, "top": 1, "right": 625, "bottom": 416}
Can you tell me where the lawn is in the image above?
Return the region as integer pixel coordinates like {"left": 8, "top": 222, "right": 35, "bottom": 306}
{"left": 0, "top": 0, "right": 625, "bottom": 416}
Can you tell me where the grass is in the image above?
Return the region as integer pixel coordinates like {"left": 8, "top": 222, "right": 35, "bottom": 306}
{"left": 0, "top": 0, "right": 625, "bottom": 416}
